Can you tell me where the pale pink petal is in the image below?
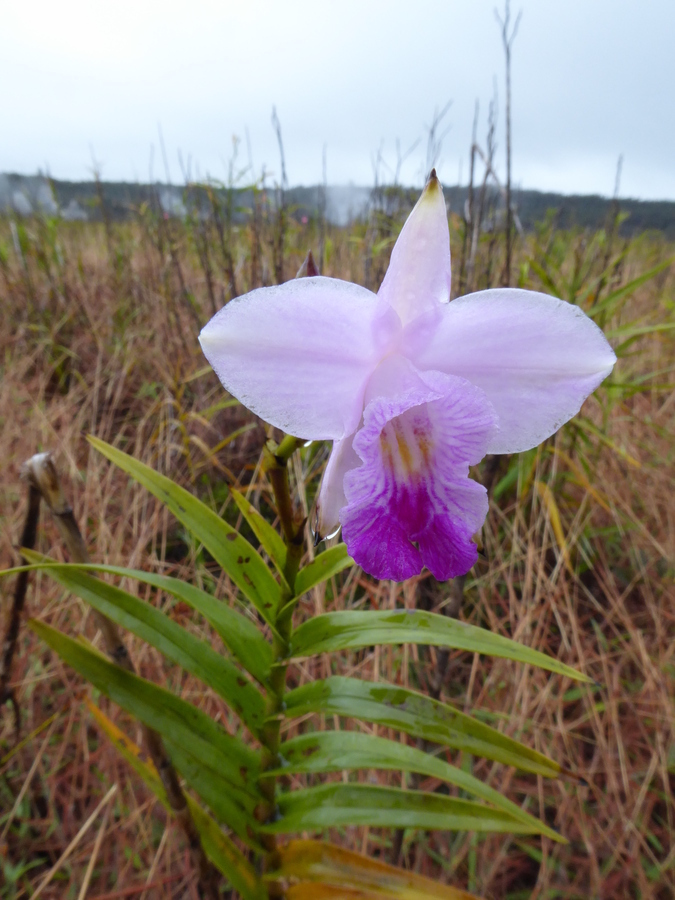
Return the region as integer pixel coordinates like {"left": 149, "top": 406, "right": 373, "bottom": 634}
{"left": 199, "top": 277, "right": 401, "bottom": 441}
{"left": 314, "top": 434, "right": 360, "bottom": 540}
{"left": 402, "top": 288, "right": 617, "bottom": 454}
{"left": 377, "top": 171, "right": 451, "bottom": 327}
{"left": 340, "top": 357, "right": 496, "bottom": 581}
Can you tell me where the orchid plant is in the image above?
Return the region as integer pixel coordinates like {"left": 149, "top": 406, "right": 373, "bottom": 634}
{"left": 200, "top": 171, "right": 615, "bottom": 582}
{"left": 10, "top": 173, "right": 616, "bottom": 899}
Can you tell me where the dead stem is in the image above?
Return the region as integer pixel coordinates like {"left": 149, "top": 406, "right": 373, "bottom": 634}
{"left": 1, "top": 481, "right": 40, "bottom": 738}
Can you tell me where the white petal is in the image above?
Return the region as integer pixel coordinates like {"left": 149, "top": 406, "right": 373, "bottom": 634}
{"left": 377, "top": 171, "right": 451, "bottom": 326}
{"left": 199, "top": 276, "right": 401, "bottom": 440}
{"left": 402, "top": 288, "right": 617, "bottom": 453}
{"left": 314, "top": 434, "right": 361, "bottom": 539}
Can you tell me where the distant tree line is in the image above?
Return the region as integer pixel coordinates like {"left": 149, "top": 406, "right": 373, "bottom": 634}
{"left": 1, "top": 173, "right": 674, "bottom": 237}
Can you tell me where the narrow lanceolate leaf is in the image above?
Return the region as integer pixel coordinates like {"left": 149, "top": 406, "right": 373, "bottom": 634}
{"left": 87, "top": 701, "right": 170, "bottom": 807}
{"left": 230, "top": 487, "right": 288, "bottom": 582}
{"left": 294, "top": 544, "right": 354, "bottom": 597}
{"left": 261, "top": 784, "right": 539, "bottom": 835}
{"left": 188, "top": 800, "right": 266, "bottom": 900}
{"left": 274, "top": 839, "right": 480, "bottom": 900}
{"left": 88, "top": 435, "right": 281, "bottom": 625}
{"left": 284, "top": 677, "right": 560, "bottom": 778}
{"left": 289, "top": 610, "right": 590, "bottom": 683}
{"left": 88, "top": 702, "right": 264, "bottom": 898}
{"left": 32, "top": 620, "right": 262, "bottom": 802}
{"left": 268, "top": 731, "right": 563, "bottom": 842}
{"left": 163, "top": 736, "right": 264, "bottom": 850}
{"left": 24, "top": 555, "right": 265, "bottom": 735}
{"left": 97, "top": 564, "right": 270, "bottom": 684}
{"left": 1, "top": 561, "right": 272, "bottom": 686}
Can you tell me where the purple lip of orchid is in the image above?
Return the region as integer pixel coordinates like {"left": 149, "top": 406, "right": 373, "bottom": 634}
{"left": 199, "top": 170, "right": 616, "bottom": 583}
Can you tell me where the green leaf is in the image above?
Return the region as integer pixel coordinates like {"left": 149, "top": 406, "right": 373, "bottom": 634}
{"left": 88, "top": 702, "right": 264, "bottom": 899}
{"left": 262, "top": 783, "right": 539, "bottom": 835}
{"left": 11, "top": 558, "right": 272, "bottom": 686}
{"left": 289, "top": 610, "right": 590, "bottom": 683}
{"left": 87, "top": 700, "right": 169, "bottom": 807}
{"left": 24, "top": 554, "right": 265, "bottom": 735}
{"left": 88, "top": 435, "right": 281, "bottom": 625}
{"left": 163, "top": 736, "right": 264, "bottom": 850}
{"left": 268, "top": 731, "right": 563, "bottom": 842}
{"left": 586, "top": 255, "right": 674, "bottom": 319}
{"left": 283, "top": 677, "right": 560, "bottom": 778}
{"left": 31, "top": 619, "right": 262, "bottom": 802}
{"left": 294, "top": 545, "right": 354, "bottom": 597}
{"left": 188, "top": 800, "right": 266, "bottom": 900}
{"left": 230, "top": 487, "right": 288, "bottom": 582}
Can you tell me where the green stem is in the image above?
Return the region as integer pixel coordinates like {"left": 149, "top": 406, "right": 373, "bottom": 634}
{"left": 256, "top": 437, "right": 304, "bottom": 876}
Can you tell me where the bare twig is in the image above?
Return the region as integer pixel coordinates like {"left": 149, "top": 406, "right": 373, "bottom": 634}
{"left": 495, "top": 0, "right": 522, "bottom": 286}
{"left": 593, "top": 154, "right": 624, "bottom": 306}
{"left": 458, "top": 101, "right": 479, "bottom": 295}
{"left": 1, "top": 480, "right": 40, "bottom": 737}
{"left": 318, "top": 143, "right": 328, "bottom": 274}
{"left": 424, "top": 100, "right": 453, "bottom": 177}
{"left": 271, "top": 106, "right": 288, "bottom": 284}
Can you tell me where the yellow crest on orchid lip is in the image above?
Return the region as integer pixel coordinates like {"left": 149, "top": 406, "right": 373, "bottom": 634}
{"left": 379, "top": 414, "right": 433, "bottom": 483}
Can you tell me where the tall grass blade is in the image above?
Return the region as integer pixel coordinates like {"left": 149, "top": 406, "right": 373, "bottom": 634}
{"left": 585, "top": 255, "right": 674, "bottom": 318}
{"left": 534, "top": 481, "right": 574, "bottom": 574}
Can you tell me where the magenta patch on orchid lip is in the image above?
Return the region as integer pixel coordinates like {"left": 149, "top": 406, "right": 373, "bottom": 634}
{"left": 340, "top": 369, "right": 497, "bottom": 581}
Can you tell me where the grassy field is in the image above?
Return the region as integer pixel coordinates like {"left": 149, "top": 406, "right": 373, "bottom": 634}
{"left": 0, "top": 196, "right": 673, "bottom": 899}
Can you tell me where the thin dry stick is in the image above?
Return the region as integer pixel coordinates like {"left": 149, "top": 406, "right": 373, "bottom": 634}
{"left": 0, "top": 714, "right": 59, "bottom": 844}
{"left": 22, "top": 451, "right": 220, "bottom": 900}
{"left": 467, "top": 91, "right": 498, "bottom": 292}
{"left": 271, "top": 105, "right": 288, "bottom": 285}
{"left": 31, "top": 783, "right": 118, "bottom": 900}
{"left": 495, "top": 0, "right": 522, "bottom": 286}
{"left": 76, "top": 795, "right": 114, "bottom": 900}
{"left": 138, "top": 826, "right": 170, "bottom": 900}
{"left": 1, "top": 479, "right": 41, "bottom": 737}
{"left": 458, "top": 101, "right": 479, "bottom": 295}
{"left": 318, "top": 144, "right": 328, "bottom": 274}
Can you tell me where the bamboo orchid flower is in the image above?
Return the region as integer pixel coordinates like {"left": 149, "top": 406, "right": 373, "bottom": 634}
{"left": 199, "top": 172, "right": 615, "bottom": 582}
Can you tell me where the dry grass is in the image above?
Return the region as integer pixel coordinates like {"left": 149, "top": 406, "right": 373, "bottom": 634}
{"left": 0, "top": 205, "right": 674, "bottom": 899}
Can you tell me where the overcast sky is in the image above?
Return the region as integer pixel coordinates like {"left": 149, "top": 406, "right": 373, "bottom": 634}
{"left": 2, "top": 0, "right": 674, "bottom": 199}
